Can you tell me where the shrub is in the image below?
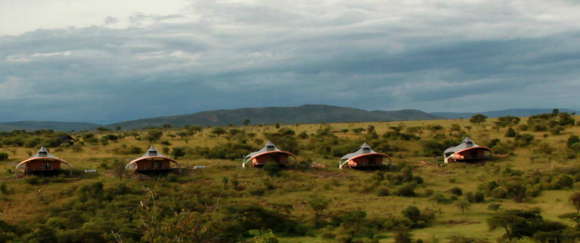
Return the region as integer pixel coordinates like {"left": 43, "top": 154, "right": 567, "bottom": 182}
{"left": 465, "top": 192, "right": 485, "bottom": 203}
{"left": 263, "top": 163, "right": 282, "bottom": 177}
{"left": 515, "top": 134, "right": 534, "bottom": 147}
{"left": 487, "top": 203, "right": 501, "bottom": 211}
{"left": 449, "top": 187, "right": 463, "bottom": 196}
{"left": 171, "top": 147, "right": 187, "bottom": 159}
{"left": 0, "top": 152, "right": 8, "bottom": 161}
{"left": 396, "top": 184, "right": 416, "bottom": 197}
{"left": 555, "top": 175, "right": 574, "bottom": 189}
{"left": 505, "top": 127, "right": 517, "bottom": 137}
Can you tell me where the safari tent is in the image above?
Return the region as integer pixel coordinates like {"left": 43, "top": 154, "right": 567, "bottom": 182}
{"left": 126, "top": 146, "right": 179, "bottom": 174}
{"left": 15, "top": 147, "right": 72, "bottom": 176}
{"left": 339, "top": 143, "right": 389, "bottom": 169}
{"left": 443, "top": 137, "right": 492, "bottom": 163}
{"left": 243, "top": 142, "right": 295, "bottom": 168}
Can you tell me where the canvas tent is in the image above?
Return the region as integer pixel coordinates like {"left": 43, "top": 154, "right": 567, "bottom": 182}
{"left": 243, "top": 141, "right": 295, "bottom": 168}
{"left": 15, "top": 147, "right": 72, "bottom": 176}
{"left": 126, "top": 146, "right": 179, "bottom": 173}
{"left": 339, "top": 143, "right": 389, "bottom": 169}
{"left": 443, "top": 137, "right": 492, "bottom": 163}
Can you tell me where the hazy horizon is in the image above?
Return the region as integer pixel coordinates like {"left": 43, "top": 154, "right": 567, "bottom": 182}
{"left": 2, "top": 0, "right": 580, "bottom": 123}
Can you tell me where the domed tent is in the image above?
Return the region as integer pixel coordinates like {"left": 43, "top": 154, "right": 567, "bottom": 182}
{"left": 126, "top": 146, "right": 179, "bottom": 174}
{"left": 15, "top": 147, "right": 72, "bottom": 176}
{"left": 339, "top": 143, "right": 389, "bottom": 169}
{"left": 243, "top": 141, "right": 295, "bottom": 168}
{"left": 443, "top": 137, "right": 492, "bottom": 163}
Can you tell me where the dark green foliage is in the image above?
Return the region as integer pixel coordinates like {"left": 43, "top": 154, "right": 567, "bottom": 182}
{"left": 145, "top": 130, "right": 163, "bottom": 142}
{"left": 465, "top": 192, "right": 485, "bottom": 203}
{"left": 401, "top": 206, "right": 435, "bottom": 228}
{"left": 568, "top": 135, "right": 580, "bottom": 153}
{"left": 470, "top": 114, "right": 487, "bottom": 124}
{"left": 487, "top": 203, "right": 501, "bottom": 211}
{"left": 394, "top": 230, "right": 413, "bottom": 243}
{"left": 556, "top": 175, "right": 574, "bottom": 189}
{"left": 0, "top": 152, "right": 8, "bottom": 161}
{"left": 505, "top": 127, "right": 517, "bottom": 137}
{"left": 527, "top": 112, "right": 576, "bottom": 132}
{"left": 211, "top": 127, "right": 227, "bottom": 136}
{"left": 487, "top": 209, "right": 572, "bottom": 241}
{"left": 263, "top": 162, "right": 282, "bottom": 177}
{"left": 449, "top": 187, "right": 463, "bottom": 196}
{"left": 396, "top": 184, "right": 416, "bottom": 197}
{"left": 515, "top": 133, "right": 534, "bottom": 147}
{"left": 495, "top": 116, "right": 521, "bottom": 127}
{"left": 421, "top": 139, "right": 461, "bottom": 157}
{"left": 171, "top": 146, "right": 187, "bottom": 159}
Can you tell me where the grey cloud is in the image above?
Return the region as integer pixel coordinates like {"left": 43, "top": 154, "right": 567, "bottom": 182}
{"left": 1, "top": 0, "right": 580, "bottom": 122}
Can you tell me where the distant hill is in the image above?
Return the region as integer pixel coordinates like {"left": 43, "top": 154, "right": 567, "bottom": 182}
{"left": 432, "top": 108, "right": 578, "bottom": 119}
{"left": 3, "top": 106, "right": 575, "bottom": 131}
{"left": 0, "top": 121, "right": 100, "bottom": 132}
{"left": 109, "top": 105, "right": 440, "bottom": 130}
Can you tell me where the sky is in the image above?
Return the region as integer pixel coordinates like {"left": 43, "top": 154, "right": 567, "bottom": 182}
{"left": 1, "top": 0, "right": 580, "bottom": 124}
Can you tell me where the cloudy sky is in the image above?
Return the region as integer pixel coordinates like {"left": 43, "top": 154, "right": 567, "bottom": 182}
{"left": 1, "top": 0, "right": 579, "bottom": 123}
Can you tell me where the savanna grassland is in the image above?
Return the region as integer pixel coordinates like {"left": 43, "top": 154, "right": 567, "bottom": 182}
{"left": 0, "top": 112, "right": 579, "bottom": 243}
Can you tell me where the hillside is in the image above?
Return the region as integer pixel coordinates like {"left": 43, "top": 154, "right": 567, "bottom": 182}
{"left": 0, "top": 113, "right": 578, "bottom": 242}
{"left": 109, "top": 104, "right": 439, "bottom": 130}
{"left": 0, "top": 121, "right": 99, "bottom": 132}
{"left": 432, "top": 108, "right": 578, "bottom": 119}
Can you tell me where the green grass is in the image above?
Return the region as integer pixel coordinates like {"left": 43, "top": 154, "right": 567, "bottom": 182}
{"left": 0, "top": 115, "right": 578, "bottom": 242}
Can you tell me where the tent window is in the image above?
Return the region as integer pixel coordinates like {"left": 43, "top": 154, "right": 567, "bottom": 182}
{"left": 266, "top": 145, "right": 275, "bottom": 151}
{"left": 39, "top": 151, "right": 48, "bottom": 156}
{"left": 362, "top": 147, "right": 371, "bottom": 153}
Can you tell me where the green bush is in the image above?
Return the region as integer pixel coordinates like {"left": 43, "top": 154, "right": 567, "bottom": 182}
{"left": 0, "top": 152, "right": 8, "bottom": 161}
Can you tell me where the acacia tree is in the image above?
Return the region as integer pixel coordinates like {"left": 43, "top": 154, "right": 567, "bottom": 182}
{"left": 470, "top": 114, "right": 488, "bottom": 125}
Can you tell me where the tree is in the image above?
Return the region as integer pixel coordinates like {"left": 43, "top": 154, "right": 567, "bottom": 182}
{"left": 486, "top": 209, "right": 567, "bottom": 240}
{"left": 470, "top": 114, "right": 487, "bottom": 125}
{"left": 243, "top": 119, "right": 251, "bottom": 126}
{"left": 455, "top": 199, "right": 471, "bottom": 214}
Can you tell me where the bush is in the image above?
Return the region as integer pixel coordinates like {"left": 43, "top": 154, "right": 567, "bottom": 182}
{"left": 0, "top": 152, "right": 8, "bottom": 161}
{"left": 555, "top": 175, "right": 574, "bottom": 189}
{"left": 396, "top": 184, "right": 416, "bottom": 197}
{"left": 449, "top": 187, "right": 463, "bottom": 196}
{"left": 505, "top": 127, "right": 517, "bottom": 137}
{"left": 263, "top": 163, "right": 282, "bottom": 177}
{"left": 171, "top": 147, "right": 187, "bottom": 159}
{"left": 465, "top": 192, "right": 485, "bottom": 203}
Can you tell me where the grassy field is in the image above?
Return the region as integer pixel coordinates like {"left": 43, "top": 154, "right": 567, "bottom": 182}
{"left": 0, "top": 114, "right": 578, "bottom": 242}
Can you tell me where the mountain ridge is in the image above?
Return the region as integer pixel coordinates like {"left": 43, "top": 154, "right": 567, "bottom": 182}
{"left": 2, "top": 105, "right": 577, "bottom": 131}
{"left": 432, "top": 108, "right": 578, "bottom": 119}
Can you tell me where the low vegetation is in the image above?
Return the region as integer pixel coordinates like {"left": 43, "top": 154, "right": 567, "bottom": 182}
{"left": 0, "top": 112, "right": 579, "bottom": 242}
